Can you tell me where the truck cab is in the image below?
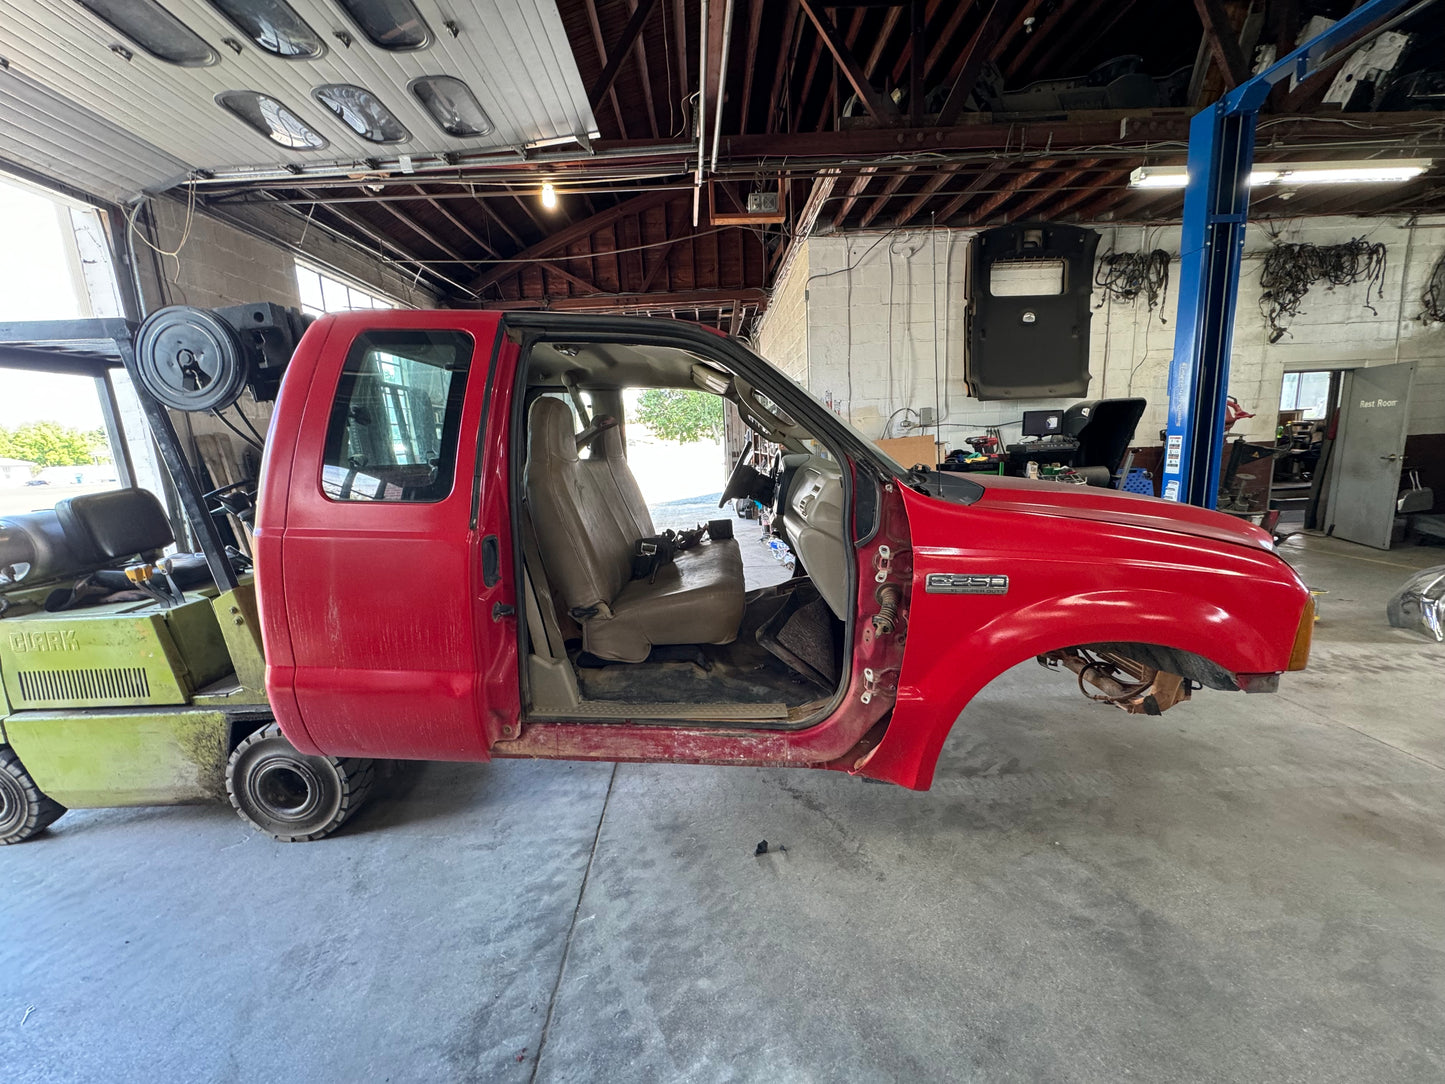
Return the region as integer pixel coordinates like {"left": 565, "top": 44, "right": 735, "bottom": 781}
{"left": 257, "top": 309, "right": 1314, "bottom": 792}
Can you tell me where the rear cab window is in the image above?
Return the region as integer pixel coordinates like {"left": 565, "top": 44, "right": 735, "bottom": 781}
{"left": 320, "top": 329, "right": 473, "bottom": 501}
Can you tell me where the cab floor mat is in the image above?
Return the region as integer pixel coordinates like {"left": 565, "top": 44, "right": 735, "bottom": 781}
{"left": 757, "top": 593, "right": 841, "bottom": 688}
{"left": 574, "top": 637, "right": 824, "bottom": 707}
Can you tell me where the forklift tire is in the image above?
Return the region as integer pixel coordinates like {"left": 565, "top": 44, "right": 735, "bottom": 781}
{"left": 0, "top": 747, "right": 66, "bottom": 845}
{"left": 225, "top": 724, "right": 374, "bottom": 843}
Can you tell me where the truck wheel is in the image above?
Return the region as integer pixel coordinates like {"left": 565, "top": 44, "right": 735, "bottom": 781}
{"left": 225, "top": 724, "right": 374, "bottom": 842}
{"left": 0, "top": 747, "right": 66, "bottom": 845}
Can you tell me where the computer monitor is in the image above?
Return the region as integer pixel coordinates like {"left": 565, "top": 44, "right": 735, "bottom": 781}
{"left": 1021, "top": 409, "right": 1064, "bottom": 437}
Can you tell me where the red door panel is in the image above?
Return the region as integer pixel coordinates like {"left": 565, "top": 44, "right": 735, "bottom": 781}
{"left": 267, "top": 311, "right": 517, "bottom": 761}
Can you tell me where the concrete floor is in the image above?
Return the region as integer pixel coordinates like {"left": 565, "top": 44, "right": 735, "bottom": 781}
{"left": 3, "top": 534, "right": 1444, "bottom": 1083}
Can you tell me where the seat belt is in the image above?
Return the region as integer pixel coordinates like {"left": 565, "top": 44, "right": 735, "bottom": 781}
{"left": 518, "top": 501, "right": 566, "bottom": 659}
{"left": 561, "top": 371, "right": 591, "bottom": 426}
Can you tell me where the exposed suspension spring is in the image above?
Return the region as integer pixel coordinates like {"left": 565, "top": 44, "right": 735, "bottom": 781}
{"left": 872, "top": 583, "right": 901, "bottom": 635}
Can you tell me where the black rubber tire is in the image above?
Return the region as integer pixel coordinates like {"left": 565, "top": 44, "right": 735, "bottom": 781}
{"left": 225, "top": 724, "right": 374, "bottom": 842}
{"left": 0, "top": 747, "right": 66, "bottom": 845}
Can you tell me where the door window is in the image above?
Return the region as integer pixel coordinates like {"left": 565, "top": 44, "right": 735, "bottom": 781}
{"left": 321, "top": 329, "right": 472, "bottom": 502}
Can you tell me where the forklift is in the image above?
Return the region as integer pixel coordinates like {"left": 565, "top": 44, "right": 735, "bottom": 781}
{"left": 0, "top": 303, "right": 372, "bottom": 844}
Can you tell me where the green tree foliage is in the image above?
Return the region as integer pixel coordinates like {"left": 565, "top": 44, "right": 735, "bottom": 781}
{"left": 634, "top": 389, "right": 724, "bottom": 443}
{"left": 0, "top": 422, "right": 109, "bottom": 468}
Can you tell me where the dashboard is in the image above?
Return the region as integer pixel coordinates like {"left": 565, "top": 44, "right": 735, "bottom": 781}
{"left": 777, "top": 453, "right": 849, "bottom": 619}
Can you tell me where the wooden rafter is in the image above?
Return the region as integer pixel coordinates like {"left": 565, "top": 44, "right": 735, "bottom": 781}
{"left": 1003, "top": 0, "right": 1085, "bottom": 82}
{"left": 832, "top": 165, "right": 878, "bottom": 228}
{"left": 623, "top": 0, "right": 663, "bottom": 138}
{"left": 937, "top": 0, "right": 1028, "bottom": 126}
{"left": 1191, "top": 0, "right": 1251, "bottom": 88}
{"left": 370, "top": 198, "right": 473, "bottom": 264}
{"left": 911, "top": 0, "right": 964, "bottom": 87}
{"left": 969, "top": 160, "right": 1059, "bottom": 223}
{"left": 1002, "top": 158, "right": 1102, "bottom": 222}
{"left": 933, "top": 158, "right": 1011, "bottom": 222}
{"left": 737, "top": 0, "right": 764, "bottom": 135}
{"left": 768, "top": 1, "right": 801, "bottom": 133}
{"left": 1047, "top": 168, "right": 1132, "bottom": 219}
{"left": 858, "top": 167, "right": 912, "bottom": 229}
{"left": 798, "top": 0, "right": 900, "bottom": 123}
{"left": 892, "top": 163, "right": 962, "bottom": 227}
{"left": 409, "top": 186, "right": 500, "bottom": 260}
{"left": 471, "top": 189, "right": 678, "bottom": 292}
{"left": 583, "top": 0, "right": 630, "bottom": 139}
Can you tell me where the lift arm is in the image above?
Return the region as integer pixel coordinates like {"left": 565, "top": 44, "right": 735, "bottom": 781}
{"left": 1161, "top": 0, "right": 1430, "bottom": 507}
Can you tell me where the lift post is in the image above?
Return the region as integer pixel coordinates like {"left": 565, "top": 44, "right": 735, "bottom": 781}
{"left": 1160, "top": 0, "right": 1428, "bottom": 507}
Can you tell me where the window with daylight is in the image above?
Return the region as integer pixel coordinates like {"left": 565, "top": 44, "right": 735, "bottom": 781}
{"left": 321, "top": 330, "right": 473, "bottom": 502}
{"left": 295, "top": 264, "right": 397, "bottom": 316}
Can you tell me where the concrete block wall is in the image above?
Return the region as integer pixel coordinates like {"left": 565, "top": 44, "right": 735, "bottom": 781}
{"left": 756, "top": 239, "right": 809, "bottom": 382}
{"left": 753, "top": 214, "right": 1445, "bottom": 450}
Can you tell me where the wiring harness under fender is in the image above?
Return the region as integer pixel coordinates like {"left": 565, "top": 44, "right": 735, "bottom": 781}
{"left": 1038, "top": 648, "right": 1194, "bottom": 716}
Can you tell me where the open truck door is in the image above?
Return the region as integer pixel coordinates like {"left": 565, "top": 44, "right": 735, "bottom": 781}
{"left": 257, "top": 312, "right": 521, "bottom": 761}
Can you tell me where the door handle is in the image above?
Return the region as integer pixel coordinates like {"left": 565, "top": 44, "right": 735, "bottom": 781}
{"left": 481, "top": 534, "right": 501, "bottom": 586}
{"left": 1380, "top": 454, "right": 1401, "bottom": 461}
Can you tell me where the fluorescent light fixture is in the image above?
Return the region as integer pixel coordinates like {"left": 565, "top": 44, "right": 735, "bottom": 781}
{"left": 1130, "top": 159, "right": 1431, "bottom": 189}
{"left": 540, "top": 181, "right": 558, "bottom": 210}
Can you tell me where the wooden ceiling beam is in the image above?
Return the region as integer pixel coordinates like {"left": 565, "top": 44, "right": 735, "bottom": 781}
{"left": 900, "top": 0, "right": 952, "bottom": 85}
{"left": 640, "top": 214, "right": 692, "bottom": 292}
{"left": 737, "top": 0, "right": 764, "bottom": 135}
{"left": 1191, "top": 0, "right": 1251, "bottom": 88}
{"left": 299, "top": 194, "right": 474, "bottom": 297}
{"left": 582, "top": 0, "right": 631, "bottom": 139}
{"left": 370, "top": 197, "right": 473, "bottom": 264}
{"left": 474, "top": 288, "right": 768, "bottom": 312}
{"left": 816, "top": 7, "right": 867, "bottom": 131}
{"left": 1002, "top": 158, "right": 1102, "bottom": 222}
{"left": 767, "top": 1, "right": 800, "bottom": 133}
{"left": 933, "top": 158, "right": 1010, "bottom": 222}
{"left": 969, "top": 160, "right": 1058, "bottom": 222}
{"left": 1003, "top": 0, "right": 1088, "bottom": 82}
{"left": 1047, "top": 168, "right": 1132, "bottom": 218}
{"left": 624, "top": 0, "right": 663, "bottom": 138}
{"left": 937, "top": 0, "right": 1028, "bottom": 127}
{"left": 471, "top": 189, "right": 680, "bottom": 291}
{"left": 409, "top": 186, "right": 500, "bottom": 260}
{"left": 798, "top": 0, "right": 901, "bottom": 124}
{"left": 671, "top": 0, "right": 689, "bottom": 113}
{"left": 587, "top": 0, "right": 661, "bottom": 110}
{"left": 858, "top": 167, "right": 912, "bottom": 229}
{"left": 892, "top": 163, "right": 962, "bottom": 227}
{"left": 832, "top": 165, "right": 878, "bottom": 227}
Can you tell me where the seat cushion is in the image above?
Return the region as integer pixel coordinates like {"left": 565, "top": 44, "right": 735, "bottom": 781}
{"left": 584, "top": 539, "right": 746, "bottom": 663}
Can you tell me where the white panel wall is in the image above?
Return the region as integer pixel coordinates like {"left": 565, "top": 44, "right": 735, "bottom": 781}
{"left": 753, "top": 215, "right": 1445, "bottom": 448}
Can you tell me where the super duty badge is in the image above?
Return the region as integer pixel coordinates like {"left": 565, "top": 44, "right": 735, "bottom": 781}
{"left": 926, "top": 573, "right": 1009, "bottom": 595}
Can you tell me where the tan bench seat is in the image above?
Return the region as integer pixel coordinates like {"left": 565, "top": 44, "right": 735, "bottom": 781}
{"left": 524, "top": 396, "right": 745, "bottom": 663}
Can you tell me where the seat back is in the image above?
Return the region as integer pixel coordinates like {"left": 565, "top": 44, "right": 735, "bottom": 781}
{"left": 55, "top": 488, "right": 173, "bottom": 564}
{"left": 523, "top": 397, "right": 634, "bottom": 612}
{"left": 595, "top": 426, "right": 656, "bottom": 539}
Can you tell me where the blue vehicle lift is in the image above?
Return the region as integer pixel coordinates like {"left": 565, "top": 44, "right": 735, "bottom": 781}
{"left": 1160, "top": 0, "right": 1429, "bottom": 507}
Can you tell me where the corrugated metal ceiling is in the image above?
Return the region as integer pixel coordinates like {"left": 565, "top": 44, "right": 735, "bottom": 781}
{"left": 0, "top": 0, "right": 598, "bottom": 188}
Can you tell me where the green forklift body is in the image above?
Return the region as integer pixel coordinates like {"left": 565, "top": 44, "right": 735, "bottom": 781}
{"left": 1, "top": 596, "right": 231, "bottom": 710}
{"left": 4, "top": 708, "right": 231, "bottom": 807}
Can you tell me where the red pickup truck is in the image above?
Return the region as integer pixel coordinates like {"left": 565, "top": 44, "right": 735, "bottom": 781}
{"left": 254, "top": 309, "right": 1313, "bottom": 828}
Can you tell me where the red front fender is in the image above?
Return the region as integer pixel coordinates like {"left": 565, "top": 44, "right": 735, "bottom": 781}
{"left": 854, "top": 487, "right": 1312, "bottom": 790}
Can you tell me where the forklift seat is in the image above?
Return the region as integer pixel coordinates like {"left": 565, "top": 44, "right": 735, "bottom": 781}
{"left": 55, "top": 489, "right": 173, "bottom": 566}
{"left": 0, "top": 489, "right": 172, "bottom": 585}
{"left": 523, "top": 397, "right": 744, "bottom": 663}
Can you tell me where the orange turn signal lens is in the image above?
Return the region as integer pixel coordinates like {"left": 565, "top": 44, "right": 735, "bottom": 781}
{"left": 1287, "top": 596, "right": 1314, "bottom": 671}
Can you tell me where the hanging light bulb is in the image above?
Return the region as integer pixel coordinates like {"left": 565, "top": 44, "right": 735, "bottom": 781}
{"left": 540, "top": 181, "right": 558, "bottom": 210}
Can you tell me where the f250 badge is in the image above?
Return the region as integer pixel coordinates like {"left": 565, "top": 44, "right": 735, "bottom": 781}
{"left": 926, "top": 572, "right": 1009, "bottom": 595}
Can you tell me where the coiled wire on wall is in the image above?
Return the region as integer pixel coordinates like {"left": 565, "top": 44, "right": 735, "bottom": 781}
{"left": 1422, "top": 250, "right": 1445, "bottom": 325}
{"left": 1094, "top": 249, "right": 1171, "bottom": 320}
{"left": 1259, "top": 238, "right": 1388, "bottom": 343}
